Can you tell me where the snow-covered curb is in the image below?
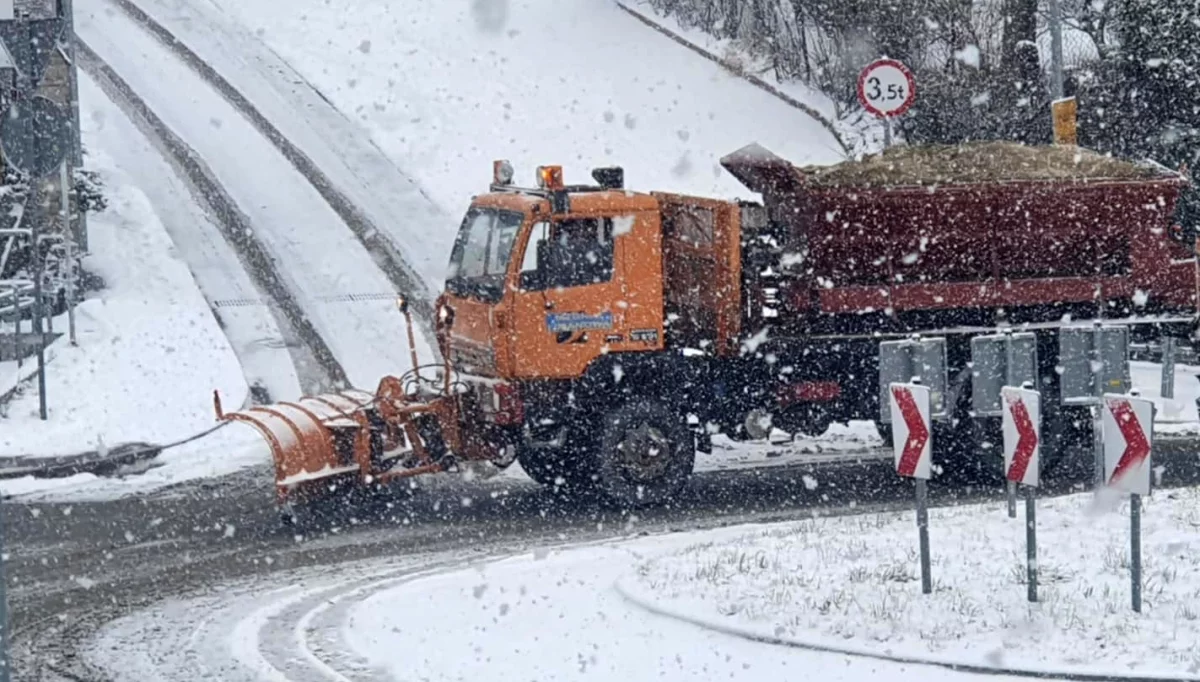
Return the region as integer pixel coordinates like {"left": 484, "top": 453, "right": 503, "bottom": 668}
{"left": 0, "top": 419, "right": 267, "bottom": 501}
{"left": 625, "top": 488, "right": 1200, "bottom": 679}
{"left": 614, "top": 579, "right": 1200, "bottom": 682}
{"left": 1, "top": 347, "right": 57, "bottom": 405}
{"left": 0, "top": 147, "right": 249, "bottom": 458}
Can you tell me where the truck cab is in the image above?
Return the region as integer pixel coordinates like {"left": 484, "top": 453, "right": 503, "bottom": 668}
{"left": 434, "top": 163, "right": 752, "bottom": 492}
{"left": 437, "top": 163, "right": 668, "bottom": 387}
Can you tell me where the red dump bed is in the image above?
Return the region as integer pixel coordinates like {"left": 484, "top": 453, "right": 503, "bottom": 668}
{"left": 804, "top": 178, "right": 1192, "bottom": 314}
{"left": 722, "top": 144, "right": 1195, "bottom": 323}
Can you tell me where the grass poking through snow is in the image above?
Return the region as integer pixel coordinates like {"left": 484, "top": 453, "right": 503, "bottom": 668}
{"left": 634, "top": 487, "right": 1200, "bottom": 674}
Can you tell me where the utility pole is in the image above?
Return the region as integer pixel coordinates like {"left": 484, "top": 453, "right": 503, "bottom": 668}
{"left": 1047, "top": 0, "right": 1076, "bottom": 145}
{"left": 60, "top": 160, "right": 75, "bottom": 344}
{"left": 1048, "top": 0, "right": 1066, "bottom": 99}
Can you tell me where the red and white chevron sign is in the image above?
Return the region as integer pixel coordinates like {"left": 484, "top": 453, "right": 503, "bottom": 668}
{"left": 1101, "top": 394, "right": 1153, "bottom": 496}
{"left": 1001, "top": 386, "right": 1041, "bottom": 487}
{"left": 889, "top": 383, "right": 932, "bottom": 479}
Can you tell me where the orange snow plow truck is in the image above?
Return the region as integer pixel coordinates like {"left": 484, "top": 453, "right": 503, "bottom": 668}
{"left": 216, "top": 142, "right": 1197, "bottom": 525}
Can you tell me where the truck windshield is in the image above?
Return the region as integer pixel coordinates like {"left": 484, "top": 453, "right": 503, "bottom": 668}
{"left": 445, "top": 206, "right": 525, "bottom": 303}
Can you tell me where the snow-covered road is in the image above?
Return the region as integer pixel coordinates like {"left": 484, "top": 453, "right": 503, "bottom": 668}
{"left": 81, "top": 527, "right": 1043, "bottom": 682}
{"left": 77, "top": 0, "right": 436, "bottom": 392}
{"left": 79, "top": 72, "right": 303, "bottom": 403}
{"left": 109, "top": 0, "right": 453, "bottom": 292}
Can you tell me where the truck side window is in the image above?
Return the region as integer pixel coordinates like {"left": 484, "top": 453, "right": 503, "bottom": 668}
{"left": 520, "top": 218, "right": 614, "bottom": 290}
{"left": 548, "top": 218, "right": 614, "bottom": 288}
{"left": 518, "top": 221, "right": 549, "bottom": 290}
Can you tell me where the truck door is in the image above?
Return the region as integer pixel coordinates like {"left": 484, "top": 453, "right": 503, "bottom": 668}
{"left": 510, "top": 215, "right": 622, "bottom": 379}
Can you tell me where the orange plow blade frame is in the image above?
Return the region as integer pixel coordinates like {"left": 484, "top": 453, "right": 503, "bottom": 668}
{"left": 222, "top": 389, "right": 379, "bottom": 495}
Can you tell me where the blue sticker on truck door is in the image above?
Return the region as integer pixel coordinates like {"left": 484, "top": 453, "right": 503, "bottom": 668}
{"left": 545, "top": 311, "right": 613, "bottom": 333}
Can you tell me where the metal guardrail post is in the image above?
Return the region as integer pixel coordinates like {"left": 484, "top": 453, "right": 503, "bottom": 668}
{"left": 0, "top": 492, "right": 9, "bottom": 682}
{"left": 1160, "top": 336, "right": 1176, "bottom": 400}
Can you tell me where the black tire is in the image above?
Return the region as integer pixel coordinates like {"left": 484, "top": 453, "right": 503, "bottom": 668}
{"left": 517, "top": 442, "right": 594, "bottom": 490}
{"left": 961, "top": 417, "right": 1006, "bottom": 484}
{"left": 594, "top": 400, "right": 694, "bottom": 507}
{"left": 1039, "top": 404, "right": 1093, "bottom": 480}
{"left": 875, "top": 421, "right": 892, "bottom": 447}
{"left": 775, "top": 403, "right": 833, "bottom": 438}
{"left": 935, "top": 367, "right": 1004, "bottom": 485}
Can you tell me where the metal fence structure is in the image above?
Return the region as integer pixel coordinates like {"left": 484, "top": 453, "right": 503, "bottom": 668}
{"left": 0, "top": 184, "right": 33, "bottom": 322}
{"left": 0, "top": 0, "right": 84, "bottom": 358}
{"left": 0, "top": 183, "right": 73, "bottom": 330}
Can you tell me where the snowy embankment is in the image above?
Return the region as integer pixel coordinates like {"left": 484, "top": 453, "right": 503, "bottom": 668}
{"left": 625, "top": 487, "right": 1200, "bottom": 678}
{"left": 0, "top": 86, "right": 269, "bottom": 499}
{"left": 614, "top": 0, "right": 880, "bottom": 155}
{"left": 0, "top": 132, "right": 248, "bottom": 459}
{"left": 194, "top": 0, "right": 846, "bottom": 278}
{"left": 78, "top": 1, "right": 440, "bottom": 390}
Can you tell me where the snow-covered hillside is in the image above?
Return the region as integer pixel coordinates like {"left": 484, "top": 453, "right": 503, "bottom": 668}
{"left": 181, "top": 0, "right": 846, "bottom": 285}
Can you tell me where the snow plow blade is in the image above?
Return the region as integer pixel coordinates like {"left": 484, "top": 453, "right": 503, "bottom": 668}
{"left": 214, "top": 374, "right": 463, "bottom": 503}
{"left": 218, "top": 390, "right": 384, "bottom": 494}
{"left": 210, "top": 297, "right": 476, "bottom": 516}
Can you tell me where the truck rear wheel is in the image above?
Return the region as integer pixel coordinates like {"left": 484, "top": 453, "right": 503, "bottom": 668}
{"left": 875, "top": 421, "right": 893, "bottom": 447}
{"left": 594, "top": 401, "right": 694, "bottom": 507}
{"left": 775, "top": 403, "right": 834, "bottom": 438}
{"left": 936, "top": 368, "right": 1004, "bottom": 485}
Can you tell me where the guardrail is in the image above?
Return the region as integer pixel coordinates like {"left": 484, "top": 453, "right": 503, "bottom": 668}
{"left": 0, "top": 279, "right": 35, "bottom": 321}
{"left": 1130, "top": 341, "right": 1199, "bottom": 365}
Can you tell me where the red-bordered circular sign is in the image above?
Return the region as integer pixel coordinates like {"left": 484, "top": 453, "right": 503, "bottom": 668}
{"left": 857, "top": 58, "right": 916, "bottom": 118}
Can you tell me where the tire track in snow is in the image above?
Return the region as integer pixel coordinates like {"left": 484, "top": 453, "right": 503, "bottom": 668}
{"left": 110, "top": 0, "right": 438, "bottom": 342}
{"left": 19, "top": 441, "right": 1200, "bottom": 681}
{"left": 76, "top": 41, "right": 348, "bottom": 391}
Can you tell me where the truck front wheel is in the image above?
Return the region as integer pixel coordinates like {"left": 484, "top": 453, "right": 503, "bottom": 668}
{"left": 594, "top": 401, "right": 695, "bottom": 507}
{"left": 517, "top": 439, "right": 595, "bottom": 490}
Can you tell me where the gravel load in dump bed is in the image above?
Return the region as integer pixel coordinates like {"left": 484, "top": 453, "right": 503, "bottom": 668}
{"left": 795, "top": 141, "right": 1171, "bottom": 188}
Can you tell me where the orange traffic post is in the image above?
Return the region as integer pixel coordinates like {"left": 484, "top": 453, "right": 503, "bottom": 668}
{"left": 1052, "top": 97, "right": 1077, "bottom": 146}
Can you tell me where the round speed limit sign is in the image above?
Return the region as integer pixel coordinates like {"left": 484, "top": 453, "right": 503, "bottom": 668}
{"left": 857, "top": 58, "right": 916, "bottom": 118}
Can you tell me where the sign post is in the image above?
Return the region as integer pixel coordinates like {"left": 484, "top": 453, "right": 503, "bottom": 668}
{"left": 1160, "top": 336, "right": 1176, "bottom": 400}
{"left": 972, "top": 331, "right": 1038, "bottom": 518}
{"left": 857, "top": 58, "right": 916, "bottom": 149}
{"left": 1059, "top": 324, "right": 1131, "bottom": 487}
{"left": 1002, "top": 385, "right": 1041, "bottom": 602}
{"left": 29, "top": 182, "right": 48, "bottom": 421}
{"left": 1100, "top": 392, "right": 1153, "bottom": 613}
{"left": 59, "top": 160, "right": 76, "bottom": 346}
{"left": 889, "top": 381, "right": 933, "bottom": 595}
